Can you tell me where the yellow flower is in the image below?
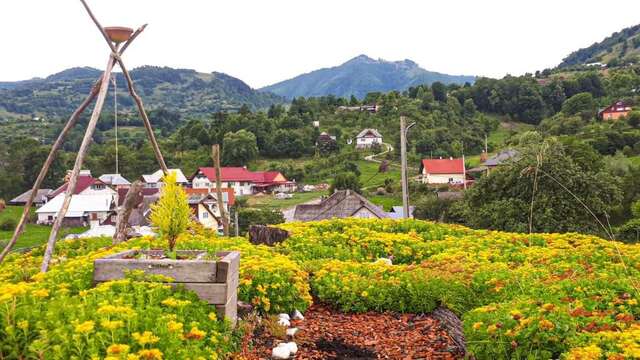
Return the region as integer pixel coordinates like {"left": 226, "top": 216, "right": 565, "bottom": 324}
{"left": 185, "top": 326, "right": 206, "bottom": 340}
{"left": 208, "top": 312, "right": 217, "bottom": 321}
{"left": 75, "top": 320, "right": 95, "bottom": 334}
{"left": 566, "top": 345, "right": 602, "bottom": 360}
{"left": 17, "top": 320, "right": 29, "bottom": 330}
{"left": 487, "top": 324, "right": 498, "bottom": 334}
{"left": 32, "top": 289, "right": 49, "bottom": 298}
{"left": 138, "top": 348, "right": 163, "bottom": 360}
{"left": 541, "top": 303, "right": 555, "bottom": 312}
{"left": 107, "top": 344, "right": 130, "bottom": 355}
{"left": 161, "top": 297, "right": 191, "bottom": 308}
{"left": 627, "top": 299, "right": 638, "bottom": 305}
{"left": 167, "top": 321, "right": 183, "bottom": 333}
{"left": 132, "top": 331, "right": 159, "bottom": 346}
{"left": 361, "top": 291, "right": 368, "bottom": 297}
{"left": 472, "top": 322, "right": 483, "bottom": 330}
{"left": 539, "top": 319, "right": 555, "bottom": 331}
{"left": 101, "top": 319, "right": 124, "bottom": 331}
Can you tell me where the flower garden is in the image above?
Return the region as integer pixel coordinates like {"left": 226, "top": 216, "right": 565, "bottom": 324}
{"left": 1, "top": 218, "right": 640, "bottom": 359}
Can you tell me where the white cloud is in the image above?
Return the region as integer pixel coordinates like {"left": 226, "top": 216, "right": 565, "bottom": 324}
{"left": 2, "top": 0, "right": 639, "bottom": 88}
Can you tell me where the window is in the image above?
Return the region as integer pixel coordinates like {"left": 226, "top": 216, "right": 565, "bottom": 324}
{"left": 92, "top": 184, "right": 105, "bottom": 190}
{"left": 48, "top": 215, "right": 53, "bottom": 221}
{"left": 228, "top": 182, "right": 235, "bottom": 186}
{"left": 202, "top": 212, "right": 208, "bottom": 219}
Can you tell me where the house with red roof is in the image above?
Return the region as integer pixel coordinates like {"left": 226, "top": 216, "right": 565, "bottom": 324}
{"left": 37, "top": 170, "right": 117, "bottom": 226}
{"left": 421, "top": 158, "right": 467, "bottom": 185}
{"left": 599, "top": 100, "right": 632, "bottom": 121}
{"left": 190, "top": 167, "right": 294, "bottom": 195}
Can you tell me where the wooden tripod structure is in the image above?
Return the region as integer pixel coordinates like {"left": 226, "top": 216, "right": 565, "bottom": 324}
{"left": 0, "top": 0, "right": 169, "bottom": 271}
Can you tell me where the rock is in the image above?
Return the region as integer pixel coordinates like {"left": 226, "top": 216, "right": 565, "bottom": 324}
{"left": 278, "top": 317, "right": 290, "bottom": 327}
{"left": 237, "top": 301, "right": 254, "bottom": 317}
{"left": 286, "top": 327, "right": 298, "bottom": 337}
{"left": 283, "top": 342, "right": 298, "bottom": 355}
{"left": 292, "top": 309, "right": 304, "bottom": 320}
{"left": 278, "top": 313, "right": 291, "bottom": 321}
{"left": 271, "top": 345, "right": 290, "bottom": 359}
{"left": 376, "top": 257, "right": 393, "bottom": 265}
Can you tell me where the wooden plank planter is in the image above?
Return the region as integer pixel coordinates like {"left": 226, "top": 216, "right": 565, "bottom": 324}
{"left": 94, "top": 250, "right": 240, "bottom": 325}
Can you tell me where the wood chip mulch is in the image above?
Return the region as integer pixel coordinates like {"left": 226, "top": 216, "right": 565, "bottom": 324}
{"left": 237, "top": 304, "right": 464, "bottom": 360}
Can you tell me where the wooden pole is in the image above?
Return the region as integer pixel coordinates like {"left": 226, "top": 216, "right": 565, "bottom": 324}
{"left": 0, "top": 27, "right": 144, "bottom": 263}
{"left": 212, "top": 145, "right": 229, "bottom": 236}
{"left": 118, "top": 62, "right": 168, "bottom": 174}
{"left": 0, "top": 83, "right": 100, "bottom": 263}
{"left": 113, "top": 180, "right": 144, "bottom": 244}
{"left": 234, "top": 208, "right": 239, "bottom": 237}
{"left": 400, "top": 116, "right": 410, "bottom": 219}
{"left": 40, "top": 54, "right": 116, "bottom": 272}
{"left": 79, "top": 0, "right": 168, "bottom": 175}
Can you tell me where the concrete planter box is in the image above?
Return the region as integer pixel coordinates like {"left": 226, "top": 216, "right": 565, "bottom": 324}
{"left": 94, "top": 249, "right": 240, "bottom": 325}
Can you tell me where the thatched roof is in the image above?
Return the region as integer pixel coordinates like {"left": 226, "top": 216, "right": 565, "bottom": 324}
{"left": 293, "top": 190, "right": 389, "bottom": 221}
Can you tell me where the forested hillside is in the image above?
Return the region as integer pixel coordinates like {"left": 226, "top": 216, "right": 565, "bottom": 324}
{"left": 261, "top": 54, "right": 476, "bottom": 99}
{"left": 559, "top": 23, "right": 640, "bottom": 68}
{"left": 0, "top": 66, "right": 284, "bottom": 118}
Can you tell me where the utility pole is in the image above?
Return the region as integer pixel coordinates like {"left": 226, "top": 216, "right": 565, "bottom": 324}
{"left": 212, "top": 144, "right": 230, "bottom": 236}
{"left": 400, "top": 116, "right": 410, "bottom": 219}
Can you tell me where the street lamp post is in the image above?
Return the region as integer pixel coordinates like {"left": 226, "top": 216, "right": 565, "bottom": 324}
{"left": 400, "top": 116, "right": 416, "bottom": 219}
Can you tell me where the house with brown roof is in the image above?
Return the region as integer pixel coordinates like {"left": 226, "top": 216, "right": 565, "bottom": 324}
{"left": 293, "top": 190, "right": 389, "bottom": 221}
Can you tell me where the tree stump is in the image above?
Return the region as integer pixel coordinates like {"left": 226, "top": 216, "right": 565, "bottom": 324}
{"left": 248, "top": 225, "right": 289, "bottom": 246}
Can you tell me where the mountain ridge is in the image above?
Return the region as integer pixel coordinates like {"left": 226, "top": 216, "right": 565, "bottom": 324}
{"left": 0, "top": 66, "right": 284, "bottom": 118}
{"left": 261, "top": 54, "right": 476, "bottom": 99}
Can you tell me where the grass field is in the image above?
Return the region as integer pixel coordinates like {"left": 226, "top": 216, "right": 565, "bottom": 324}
{"left": 245, "top": 190, "right": 327, "bottom": 210}
{"left": 0, "top": 206, "right": 86, "bottom": 251}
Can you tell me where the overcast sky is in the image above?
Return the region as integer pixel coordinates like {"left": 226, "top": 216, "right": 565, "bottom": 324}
{"left": 2, "top": 0, "right": 639, "bottom": 88}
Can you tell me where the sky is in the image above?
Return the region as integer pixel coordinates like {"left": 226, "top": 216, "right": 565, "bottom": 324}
{"left": 2, "top": 0, "right": 639, "bottom": 88}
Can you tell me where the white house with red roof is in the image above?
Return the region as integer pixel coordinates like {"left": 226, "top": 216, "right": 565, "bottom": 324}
{"left": 36, "top": 170, "right": 116, "bottom": 226}
{"left": 191, "top": 167, "right": 294, "bottom": 196}
{"left": 421, "top": 158, "right": 466, "bottom": 185}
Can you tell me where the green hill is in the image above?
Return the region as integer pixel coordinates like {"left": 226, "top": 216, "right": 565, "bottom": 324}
{"left": 558, "top": 24, "right": 640, "bottom": 68}
{"left": 261, "top": 54, "right": 476, "bottom": 99}
{"left": 0, "top": 66, "right": 284, "bottom": 119}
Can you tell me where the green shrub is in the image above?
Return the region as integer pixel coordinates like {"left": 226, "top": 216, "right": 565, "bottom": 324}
{"left": 0, "top": 217, "right": 17, "bottom": 231}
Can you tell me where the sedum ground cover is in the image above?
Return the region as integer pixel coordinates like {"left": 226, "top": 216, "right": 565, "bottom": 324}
{"left": 0, "top": 219, "right": 639, "bottom": 359}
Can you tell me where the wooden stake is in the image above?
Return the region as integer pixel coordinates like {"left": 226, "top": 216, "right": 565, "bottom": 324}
{"left": 0, "top": 83, "right": 100, "bottom": 263}
{"left": 113, "top": 180, "right": 144, "bottom": 244}
{"left": 79, "top": 0, "right": 168, "bottom": 174}
{"left": 0, "top": 26, "right": 145, "bottom": 264}
{"left": 118, "top": 62, "right": 169, "bottom": 174}
{"left": 40, "top": 54, "right": 116, "bottom": 272}
{"left": 212, "top": 145, "right": 229, "bottom": 236}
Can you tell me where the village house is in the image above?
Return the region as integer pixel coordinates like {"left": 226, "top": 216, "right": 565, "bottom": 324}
{"left": 9, "top": 189, "right": 52, "bottom": 207}
{"left": 468, "top": 149, "right": 518, "bottom": 175}
{"left": 355, "top": 128, "right": 383, "bottom": 149}
{"left": 185, "top": 188, "right": 235, "bottom": 230}
{"left": 421, "top": 158, "right": 467, "bottom": 185}
{"left": 98, "top": 174, "right": 131, "bottom": 189}
{"left": 36, "top": 170, "right": 117, "bottom": 226}
{"left": 293, "top": 190, "right": 389, "bottom": 221}
{"left": 191, "top": 167, "right": 295, "bottom": 196}
{"left": 36, "top": 194, "right": 114, "bottom": 227}
{"left": 141, "top": 169, "right": 189, "bottom": 188}
{"left": 599, "top": 100, "right": 632, "bottom": 120}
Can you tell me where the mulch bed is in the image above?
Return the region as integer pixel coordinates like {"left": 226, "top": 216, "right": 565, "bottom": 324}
{"left": 237, "top": 304, "right": 464, "bottom": 359}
